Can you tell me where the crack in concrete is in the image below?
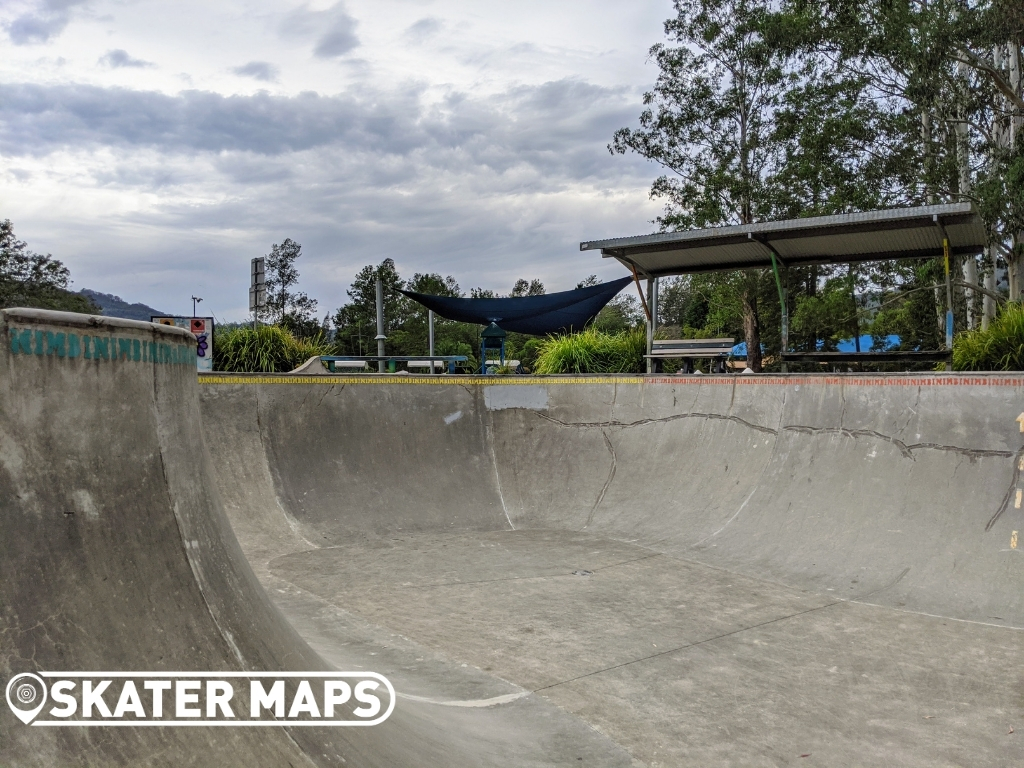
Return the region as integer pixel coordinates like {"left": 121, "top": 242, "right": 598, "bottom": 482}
{"left": 532, "top": 565, "right": 912, "bottom": 694}
{"left": 585, "top": 431, "right": 616, "bottom": 528}
{"left": 536, "top": 410, "right": 777, "bottom": 435}
{"left": 315, "top": 384, "right": 336, "bottom": 409}
{"left": 985, "top": 445, "right": 1024, "bottom": 531}
{"left": 779, "top": 425, "right": 1012, "bottom": 461}
{"left": 536, "top": 411, "right": 1012, "bottom": 461}
{"left": 532, "top": 600, "right": 844, "bottom": 693}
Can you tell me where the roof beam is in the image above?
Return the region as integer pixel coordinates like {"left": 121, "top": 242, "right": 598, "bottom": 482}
{"left": 623, "top": 243, "right": 985, "bottom": 278}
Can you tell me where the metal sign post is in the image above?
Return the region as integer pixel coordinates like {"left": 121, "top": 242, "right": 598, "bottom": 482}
{"left": 250, "top": 257, "right": 266, "bottom": 329}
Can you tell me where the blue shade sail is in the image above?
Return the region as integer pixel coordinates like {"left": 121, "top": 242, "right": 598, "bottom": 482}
{"left": 400, "top": 276, "right": 633, "bottom": 336}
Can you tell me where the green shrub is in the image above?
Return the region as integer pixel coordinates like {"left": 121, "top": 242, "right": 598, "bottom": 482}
{"left": 214, "top": 325, "right": 333, "bottom": 372}
{"left": 952, "top": 302, "right": 1024, "bottom": 371}
{"left": 533, "top": 327, "right": 646, "bottom": 374}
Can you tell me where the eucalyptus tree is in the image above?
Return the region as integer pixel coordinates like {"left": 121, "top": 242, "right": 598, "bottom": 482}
{"left": 0, "top": 219, "right": 99, "bottom": 314}
{"left": 263, "top": 238, "right": 320, "bottom": 336}
{"left": 612, "top": 0, "right": 894, "bottom": 368}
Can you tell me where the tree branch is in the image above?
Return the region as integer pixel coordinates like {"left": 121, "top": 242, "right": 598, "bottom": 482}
{"left": 954, "top": 49, "right": 1024, "bottom": 111}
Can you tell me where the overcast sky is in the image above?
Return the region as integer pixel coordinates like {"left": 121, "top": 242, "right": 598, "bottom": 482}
{"left": 1, "top": 0, "right": 671, "bottom": 320}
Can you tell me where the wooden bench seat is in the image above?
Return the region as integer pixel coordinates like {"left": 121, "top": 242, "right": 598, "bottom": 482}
{"left": 644, "top": 338, "right": 736, "bottom": 373}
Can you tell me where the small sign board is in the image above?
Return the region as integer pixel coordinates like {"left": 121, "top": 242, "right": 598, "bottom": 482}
{"left": 151, "top": 316, "right": 215, "bottom": 372}
{"left": 250, "top": 257, "right": 266, "bottom": 313}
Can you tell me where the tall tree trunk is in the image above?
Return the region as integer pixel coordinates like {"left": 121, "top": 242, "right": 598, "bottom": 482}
{"left": 984, "top": 245, "right": 997, "bottom": 329}
{"left": 1010, "top": 43, "right": 1024, "bottom": 302}
{"left": 807, "top": 264, "right": 817, "bottom": 352}
{"left": 956, "top": 60, "right": 976, "bottom": 328}
{"left": 741, "top": 272, "right": 762, "bottom": 372}
{"left": 963, "top": 255, "right": 978, "bottom": 328}
{"left": 1010, "top": 44, "right": 1022, "bottom": 147}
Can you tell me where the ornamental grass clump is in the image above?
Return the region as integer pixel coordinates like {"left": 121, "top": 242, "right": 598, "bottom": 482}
{"left": 952, "top": 302, "right": 1024, "bottom": 371}
{"left": 533, "top": 326, "right": 646, "bottom": 374}
{"left": 214, "top": 325, "right": 333, "bottom": 373}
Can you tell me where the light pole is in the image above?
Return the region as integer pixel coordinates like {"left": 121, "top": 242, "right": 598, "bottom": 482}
{"left": 374, "top": 278, "right": 386, "bottom": 373}
{"left": 192, "top": 296, "right": 202, "bottom": 317}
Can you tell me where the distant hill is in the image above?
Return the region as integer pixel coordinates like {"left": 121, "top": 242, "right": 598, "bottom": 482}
{"left": 79, "top": 289, "right": 168, "bottom": 322}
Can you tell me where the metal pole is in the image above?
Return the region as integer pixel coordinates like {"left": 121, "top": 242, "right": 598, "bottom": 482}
{"left": 944, "top": 238, "right": 954, "bottom": 370}
{"left": 780, "top": 282, "right": 789, "bottom": 374}
{"left": 375, "top": 277, "right": 386, "bottom": 374}
{"left": 428, "top": 309, "right": 435, "bottom": 375}
{"left": 646, "top": 279, "right": 655, "bottom": 374}
{"left": 766, "top": 252, "right": 788, "bottom": 373}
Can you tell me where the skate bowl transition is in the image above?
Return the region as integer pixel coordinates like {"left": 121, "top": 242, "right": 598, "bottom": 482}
{"left": 3, "top": 308, "right": 1024, "bottom": 767}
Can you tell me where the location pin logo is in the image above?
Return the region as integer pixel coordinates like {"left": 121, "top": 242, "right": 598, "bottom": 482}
{"left": 6, "top": 673, "right": 48, "bottom": 724}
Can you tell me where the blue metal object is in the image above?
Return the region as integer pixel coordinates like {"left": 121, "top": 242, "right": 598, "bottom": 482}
{"left": 480, "top": 323, "right": 506, "bottom": 375}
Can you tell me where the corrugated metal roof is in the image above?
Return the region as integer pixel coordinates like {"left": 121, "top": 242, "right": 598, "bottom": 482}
{"left": 580, "top": 203, "right": 988, "bottom": 276}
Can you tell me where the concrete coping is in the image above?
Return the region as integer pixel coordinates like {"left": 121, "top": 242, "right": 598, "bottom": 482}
{"left": 1, "top": 307, "right": 195, "bottom": 341}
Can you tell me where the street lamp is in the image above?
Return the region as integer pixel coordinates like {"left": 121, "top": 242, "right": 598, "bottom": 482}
{"left": 192, "top": 296, "right": 203, "bottom": 317}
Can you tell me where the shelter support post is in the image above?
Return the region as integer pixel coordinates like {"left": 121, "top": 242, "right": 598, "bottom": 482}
{"left": 768, "top": 255, "right": 789, "bottom": 373}
{"left": 935, "top": 213, "right": 954, "bottom": 370}
{"left": 646, "top": 278, "right": 659, "bottom": 374}
{"left": 630, "top": 264, "right": 652, "bottom": 324}
{"left": 944, "top": 238, "right": 954, "bottom": 359}
{"left": 428, "top": 310, "right": 435, "bottom": 375}
{"left": 757, "top": 239, "right": 788, "bottom": 374}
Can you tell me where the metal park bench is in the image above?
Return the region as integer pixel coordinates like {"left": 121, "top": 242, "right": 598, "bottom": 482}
{"left": 645, "top": 338, "right": 735, "bottom": 374}
{"left": 404, "top": 360, "right": 446, "bottom": 371}
{"left": 320, "top": 355, "right": 469, "bottom": 374}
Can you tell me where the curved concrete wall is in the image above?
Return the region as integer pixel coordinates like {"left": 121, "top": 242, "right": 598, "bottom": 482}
{"left": 200, "top": 374, "right": 1024, "bottom": 628}
{"left": 0, "top": 311, "right": 481, "bottom": 767}
{"left": 0, "top": 313, "right": 635, "bottom": 767}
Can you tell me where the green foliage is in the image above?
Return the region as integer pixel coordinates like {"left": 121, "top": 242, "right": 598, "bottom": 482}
{"left": 611, "top": 0, "right": 1024, "bottom": 369}
{"left": 533, "top": 327, "right": 647, "bottom": 374}
{"left": 262, "top": 238, "right": 320, "bottom": 337}
{"left": 952, "top": 302, "right": 1024, "bottom": 371}
{"left": 0, "top": 219, "right": 100, "bottom": 315}
{"left": 214, "top": 325, "right": 333, "bottom": 373}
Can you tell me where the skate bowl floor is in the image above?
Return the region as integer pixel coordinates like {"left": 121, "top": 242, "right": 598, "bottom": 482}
{"left": 197, "top": 372, "right": 1024, "bottom": 767}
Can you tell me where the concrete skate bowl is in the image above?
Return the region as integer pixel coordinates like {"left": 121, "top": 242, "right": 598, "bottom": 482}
{"left": 0, "top": 309, "right": 628, "bottom": 768}
{"left": 3, "top": 307, "right": 1024, "bottom": 767}
{"left": 198, "top": 370, "right": 1024, "bottom": 767}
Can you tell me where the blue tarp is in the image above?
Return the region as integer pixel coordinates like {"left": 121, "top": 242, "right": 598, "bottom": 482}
{"left": 732, "top": 335, "right": 903, "bottom": 356}
{"left": 401, "top": 276, "right": 633, "bottom": 336}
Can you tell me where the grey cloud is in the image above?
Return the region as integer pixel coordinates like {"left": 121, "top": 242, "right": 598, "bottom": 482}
{"left": 280, "top": 2, "right": 359, "bottom": 59}
{"left": 3, "top": 76, "right": 657, "bottom": 317}
{"left": 5, "top": 0, "right": 87, "bottom": 44}
{"left": 0, "top": 83, "right": 425, "bottom": 157}
{"left": 99, "top": 49, "right": 154, "bottom": 68}
{"left": 232, "top": 61, "right": 279, "bottom": 82}
{"left": 0, "top": 78, "right": 642, "bottom": 186}
{"left": 405, "top": 17, "right": 441, "bottom": 43}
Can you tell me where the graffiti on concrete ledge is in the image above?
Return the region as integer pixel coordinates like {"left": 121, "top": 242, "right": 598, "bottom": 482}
{"left": 8, "top": 328, "right": 195, "bottom": 365}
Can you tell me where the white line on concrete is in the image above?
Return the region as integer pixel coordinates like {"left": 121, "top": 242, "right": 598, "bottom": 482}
{"left": 398, "top": 691, "right": 528, "bottom": 708}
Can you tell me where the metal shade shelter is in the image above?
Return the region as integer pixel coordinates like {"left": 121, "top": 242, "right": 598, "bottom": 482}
{"left": 580, "top": 203, "right": 989, "bottom": 371}
{"left": 580, "top": 203, "right": 986, "bottom": 277}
